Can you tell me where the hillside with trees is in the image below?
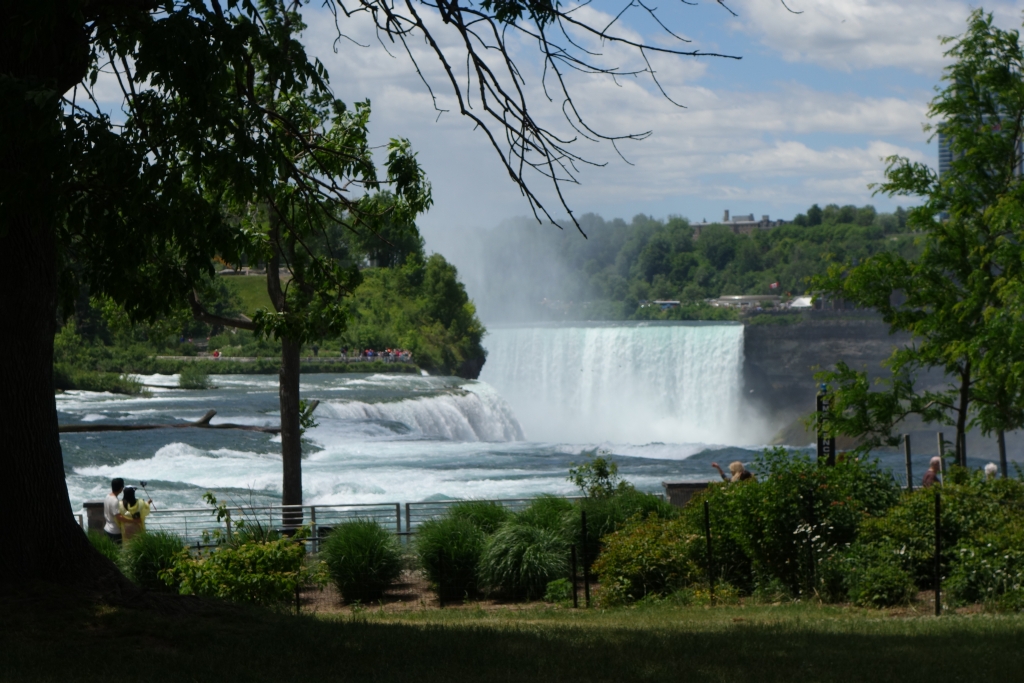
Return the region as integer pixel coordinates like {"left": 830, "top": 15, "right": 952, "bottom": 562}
{"left": 436, "top": 205, "right": 920, "bottom": 322}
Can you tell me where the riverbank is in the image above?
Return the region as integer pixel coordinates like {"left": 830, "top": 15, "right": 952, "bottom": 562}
{"left": 5, "top": 584, "right": 1022, "bottom": 682}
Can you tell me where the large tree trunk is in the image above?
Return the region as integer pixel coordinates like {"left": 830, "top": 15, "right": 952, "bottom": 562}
{"left": 279, "top": 336, "right": 303, "bottom": 525}
{"left": 0, "top": 3, "right": 122, "bottom": 587}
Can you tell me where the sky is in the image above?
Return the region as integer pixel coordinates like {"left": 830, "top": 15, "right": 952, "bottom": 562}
{"left": 288, "top": 0, "right": 1024, "bottom": 240}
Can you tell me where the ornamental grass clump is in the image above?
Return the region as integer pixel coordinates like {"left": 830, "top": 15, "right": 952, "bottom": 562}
{"left": 447, "top": 500, "right": 510, "bottom": 535}
{"left": 478, "top": 521, "right": 568, "bottom": 600}
{"left": 87, "top": 530, "right": 122, "bottom": 565}
{"left": 121, "top": 531, "right": 185, "bottom": 592}
{"left": 321, "top": 520, "right": 403, "bottom": 603}
{"left": 416, "top": 517, "right": 485, "bottom": 600}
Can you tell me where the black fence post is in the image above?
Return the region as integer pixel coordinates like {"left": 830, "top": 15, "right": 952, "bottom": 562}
{"left": 934, "top": 491, "right": 942, "bottom": 617}
{"left": 704, "top": 500, "right": 715, "bottom": 605}
{"left": 816, "top": 390, "right": 835, "bottom": 466}
{"left": 581, "top": 511, "right": 591, "bottom": 608}
{"left": 904, "top": 434, "right": 913, "bottom": 493}
{"left": 998, "top": 430, "right": 1008, "bottom": 479}
{"left": 570, "top": 545, "right": 579, "bottom": 609}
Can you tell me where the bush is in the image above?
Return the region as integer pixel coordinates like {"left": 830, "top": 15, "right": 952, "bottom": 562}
{"left": 847, "top": 562, "right": 916, "bottom": 608}
{"left": 946, "top": 527, "right": 1024, "bottom": 606}
{"left": 321, "top": 520, "right": 403, "bottom": 603}
{"left": 478, "top": 522, "right": 569, "bottom": 599}
{"left": 416, "top": 517, "right": 486, "bottom": 600}
{"left": 178, "top": 364, "right": 210, "bottom": 390}
{"left": 544, "top": 578, "right": 574, "bottom": 605}
{"left": 163, "top": 538, "right": 308, "bottom": 605}
{"left": 592, "top": 514, "right": 701, "bottom": 605}
{"left": 678, "top": 447, "right": 901, "bottom": 596}
{"left": 573, "top": 489, "right": 678, "bottom": 569}
{"left": 87, "top": 530, "right": 122, "bottom": 565}
{"left": 447, "top": 500, "right": 510, "bottom": 535}
{"left": 121, "top": 531, "right": 185, "bottom": 592}
{"left": 517, "top": 495, "right": 574, "bottom": 533}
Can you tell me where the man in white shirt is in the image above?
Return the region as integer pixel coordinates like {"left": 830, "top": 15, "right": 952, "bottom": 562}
{"left": 103, "top": 478, "right": 125, "bottom": 544}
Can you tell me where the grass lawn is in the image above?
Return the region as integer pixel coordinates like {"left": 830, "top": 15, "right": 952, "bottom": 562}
{"left": 4, "top": 585, "right": 1024, "bottom": 682}
{"left": 221, "top": 275, "right": 274, "bottom": 317}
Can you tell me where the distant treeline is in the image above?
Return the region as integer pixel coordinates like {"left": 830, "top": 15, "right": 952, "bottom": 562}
{"left": 431, "top": 206, "right": 919, "bottom": 322}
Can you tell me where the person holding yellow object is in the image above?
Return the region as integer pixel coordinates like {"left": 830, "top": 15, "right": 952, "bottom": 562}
{"left": 118, "top": 486, "right": 152, "bottom": 541}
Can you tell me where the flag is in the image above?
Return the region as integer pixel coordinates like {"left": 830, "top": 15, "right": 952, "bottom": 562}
{"left": 770, "top": 281, "right": 779, "bottom": 289}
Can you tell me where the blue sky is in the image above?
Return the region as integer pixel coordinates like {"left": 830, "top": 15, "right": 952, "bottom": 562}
{"left": 292, "top": 0, "right": 1024, "bottom": 239}
{"left": 87, "top": 1, "right": 1024, "bottom": 236}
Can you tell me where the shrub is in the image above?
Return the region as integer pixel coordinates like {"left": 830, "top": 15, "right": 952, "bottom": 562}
{"left": 847, "top": 562, "right": 915, "bottom": 608}
{"left": 87, "top": 530, "right": 121, "bottom": 565}
{"left": 163, "top": 538, "right": 308, "bottom": 606}
{"left": 517, "top": 494, "right": 574, "bottom": 534}
{"left": 544, "top": 578, "right": 573, "bottom": 605}
{"left": 592, "top": 514, "right": 701, "bottom": 605}
{"left": 946, "top": 527, "right": 1024, "bottom": 606}
{"left": 416, "top": 517, "right": 486, "bottom": 600}
{"left": 478, "top": 522, "right": 569, "bottom": 599}
{"left": 178, "top": 364, "right": 210, "bottom": 390}
{"left": 573, "top": 489, "right": 678, "bottom": 569}
{"left": 321, "top": 520, "right": 403, "bottom": 603}
{"left": 679, "top": 447, "right": 901, "bottom": 596}
{"left": 447, "top": 500, "right": 510, "bottom": 535}
{"left": 121, "top": 531, "right": 185, "bottom": 592}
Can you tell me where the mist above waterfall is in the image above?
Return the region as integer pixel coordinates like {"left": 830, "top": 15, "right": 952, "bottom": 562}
{"left": 478, "top": 322, "right": 769, "bottom": 445}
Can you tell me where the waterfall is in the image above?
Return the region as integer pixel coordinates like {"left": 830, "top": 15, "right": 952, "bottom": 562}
{"left": 478, "top": 322, "right": 753, "bottom": 444}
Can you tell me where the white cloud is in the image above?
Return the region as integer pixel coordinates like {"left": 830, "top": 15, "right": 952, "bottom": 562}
{"left": 729, "top": 0, "right": 1024, "bottom": 74}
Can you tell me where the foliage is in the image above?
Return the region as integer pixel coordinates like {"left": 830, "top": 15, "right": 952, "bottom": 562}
{"left": 121, "top": 531, "right": 186, "bottom": 592}
{"left": 415, "top": 517, "right": 487, "bottom": 600}
{"left": 321, "top": 520, "right": 403, "bottom": 603}
{"left": 568, "top": 452, "right": 625, "bottom": 498}
{"left": 592, "top": 514, "right": 702, "bottom": 605}
{"left": 543, "top": 577, "right": 574, "bottom": 605}
{"left": 574, "top": 489, "right": 678, "bottom": 569}
{"left": 813, "top": 12, "right": 1024, "bottom": 461}
{"left": 946, "top": 527, "right": 1024, "bottom": 607}
{"left": 447, "top": 501, "right": 511, "bottom": 535}
{"left": 342, "top": 254, "right": 486, "bottom": 377}
{"left": 178, "top": 364, "right": 210, "bottom": 390}
{"left": 684, "top": 448, "right": 900, "bottom": 597}
{"left": 478, "top": 522, "right": 569, "bottom": 600}
{"left": 86, "top": 530, "right": 122, "bottom": 565}
{"left": 516, "top": 495, "right": 575, "bottom": 533}
{"left": 438, "top": 209, "right": 919, "bottom": 322}
{"left": 847, "top": 562, "right": 917, "bottom": 608}
{"left": 53, "top": 367, "right": 145, "bottom": 395}
{"left": 162, "top": 538, "right": 309, "bottom": 606}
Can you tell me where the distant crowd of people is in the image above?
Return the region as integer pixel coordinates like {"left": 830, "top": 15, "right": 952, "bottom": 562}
{"left": 711, "top": 456, "right": 1004, "bottom": 488}
{"left": 103, "top": 478, "right": 155, "bottom": 544}
{"left": 340, "top": 347, "right": 412, "bottom": 363}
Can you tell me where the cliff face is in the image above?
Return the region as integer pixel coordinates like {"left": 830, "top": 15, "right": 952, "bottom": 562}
{"left": 743, "top": 314, "right": 910, "bottom": 422}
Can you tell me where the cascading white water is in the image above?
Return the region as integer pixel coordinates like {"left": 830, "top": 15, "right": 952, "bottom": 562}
{"left": 317, "top": 383, "right": 524, "bottom": 442}
{"left": 478, "top": 322, "right": 755, "bottom": 444}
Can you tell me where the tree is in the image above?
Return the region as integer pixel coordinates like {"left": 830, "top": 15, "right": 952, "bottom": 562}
{"left": 813, "top": 11, "right": 1024, "bottom": 467}
{"left": 1, "top": 0, "right": 742, "bottom": 587}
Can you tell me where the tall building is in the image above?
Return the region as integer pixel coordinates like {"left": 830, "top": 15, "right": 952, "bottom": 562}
{"left": 938, "top": 130, "right": 953, "bottom": 179}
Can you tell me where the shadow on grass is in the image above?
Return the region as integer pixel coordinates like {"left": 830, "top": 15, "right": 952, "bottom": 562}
{"left": 3, "top": 585, "right": 1023, "bottom": 683}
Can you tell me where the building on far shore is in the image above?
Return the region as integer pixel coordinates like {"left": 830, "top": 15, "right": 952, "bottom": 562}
{"left": 708, "top": 295, "right": 781, "bottom": 309}
{"left": 691, "top": 210, "right": 787, "bottom": 238}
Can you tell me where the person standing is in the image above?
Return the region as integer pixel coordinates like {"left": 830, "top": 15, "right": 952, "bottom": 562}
{"left": 118, "top": 486, "right": 152, "bottom": 542}
{"left": 922, "top": 457, "right": 942, "bottom": 488}
{"left": 103, "top": 478, "right": 125, "bottom": 544}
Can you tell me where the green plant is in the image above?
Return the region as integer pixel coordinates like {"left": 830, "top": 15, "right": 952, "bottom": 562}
{"left": 568, "top": 451, "right": 623, "bottom": 498}
{"left": 592, "top": 514, "right": 700, "bottom": 605}
{"left": 478, "top": 522, "right": 568, "bottom": 599}
{"left": 447, "top": 500, "right": 510, "bottom": 535}
{"left": 544, "top": 578, "right": 573, "bottom": 605}
{"left": 162, "top": 538, "right": 309, "bottom": 606}
{"left": 847, "top": 562, "right": 916, "bottom": 608}
{"left": 178, "top": 364, "right": 210, "bottom": 390}
{"left": 517, "top": 494, "right": 574, "bottom": 533}
{"left": 946, "top": 527, "right": 1024, "bottom": 606}
{"left": 573, "top": 489, "right": 678, "bottom": 570}
{"left": 416, "top": 517, "right": 486, "bottom": 600}
{"left": 321, "top": 520, "right": 403, "bottom": 603}
{"left": 87, "top": 530, "right": 122, "bottom": 565}
{"left": 121, "top": 531, "right": 186, "bottom": 592}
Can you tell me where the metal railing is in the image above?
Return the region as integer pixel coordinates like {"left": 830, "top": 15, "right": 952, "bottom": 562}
{"left": 403, "top": 497, "right": 582, "bottom": 535}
